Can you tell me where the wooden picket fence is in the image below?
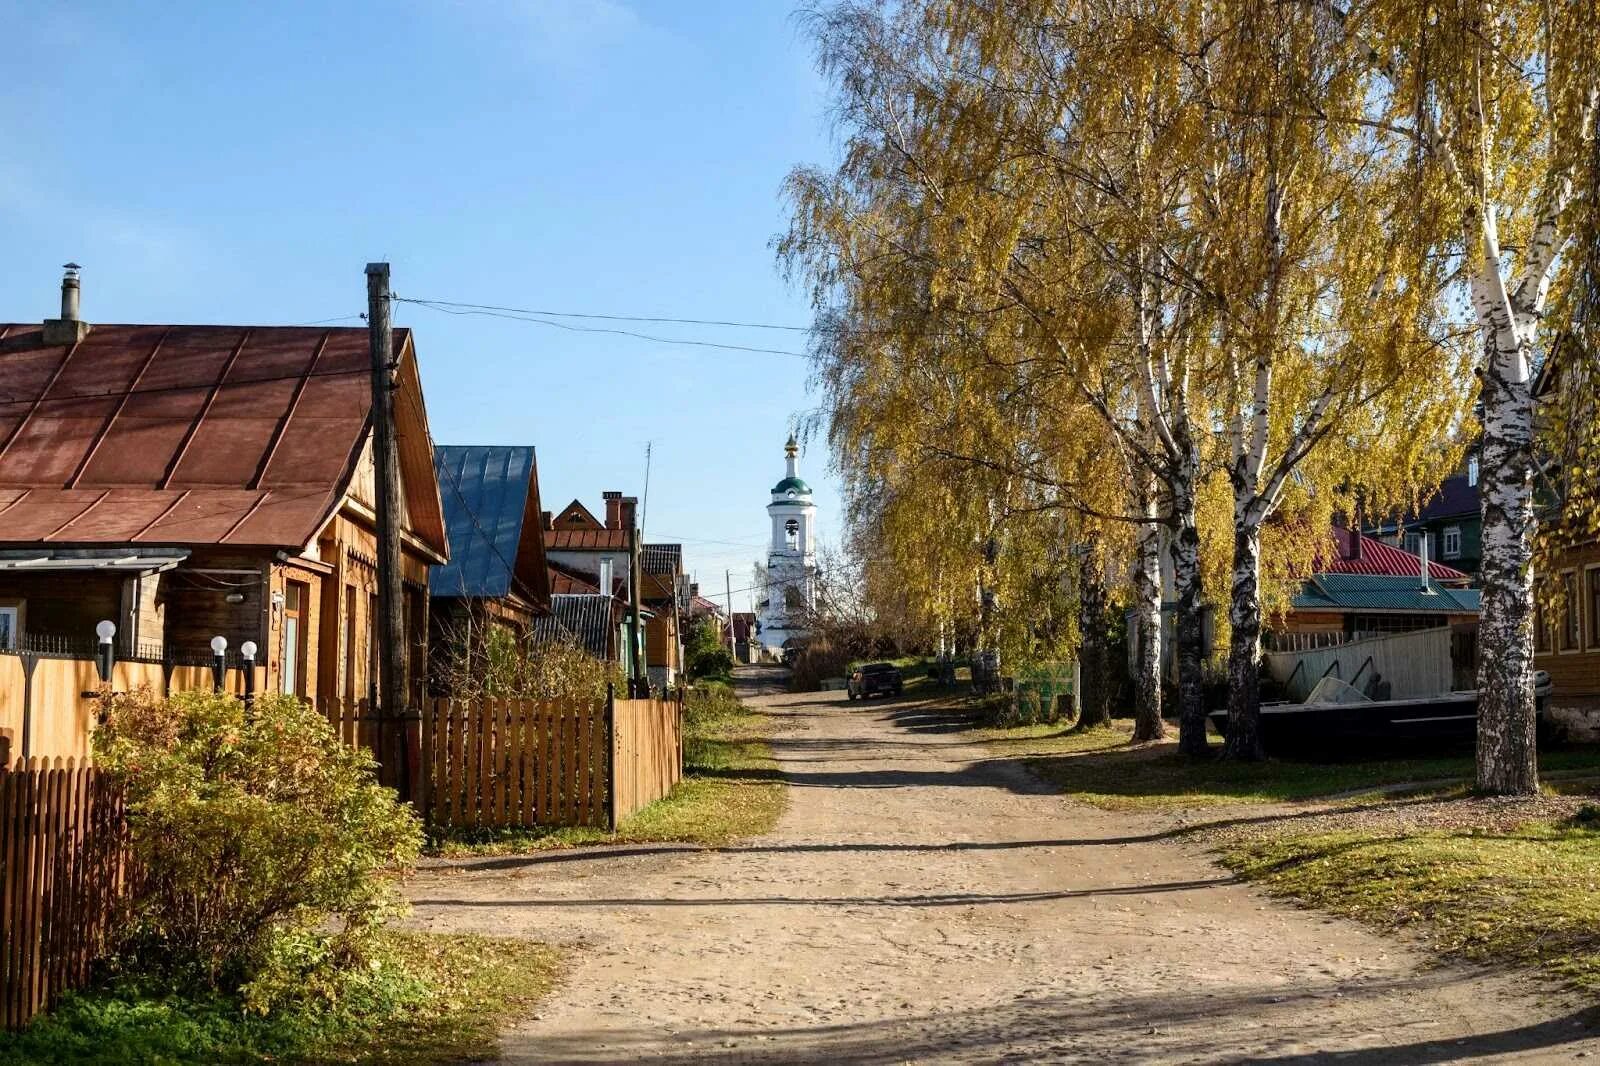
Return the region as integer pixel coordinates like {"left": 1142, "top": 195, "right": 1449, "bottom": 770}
{"left": 610, "top": 697, "right": 684, "bottom": 826}
{"left": 0, "top": 760, "right": 129, "bottom": 1030}
{"left": 416, "top": 693, "right": 682, "bottom": 830}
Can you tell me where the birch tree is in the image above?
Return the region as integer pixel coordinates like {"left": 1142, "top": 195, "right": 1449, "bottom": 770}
{"left": 1193, "top": 0, "right": 1474, "bottom": 757}
{"left": 1318, "top": 0, "right": 1600, "bottom": 793}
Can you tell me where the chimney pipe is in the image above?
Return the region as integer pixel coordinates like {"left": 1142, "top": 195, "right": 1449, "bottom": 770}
{"left": 1419, "top": 529, "right": 1433, "bottom": 594}
{"left": 43, "top": 263, "right": 91, "bottom": 346}
{"left": 61, "top": 263, "right": 81, "bottom": 321}
{"left": 603, "top": 490, "right": 623, "bottom": 529}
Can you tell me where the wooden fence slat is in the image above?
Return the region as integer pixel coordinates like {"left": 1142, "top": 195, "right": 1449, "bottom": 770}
{"left": 514, "top": 701, "right": 532, "bottom": 828}
{"left": 494, "top": 699, "right": 509, "bottom": 829}
{"left": 566, "top": 704, "right": 585, "bottom": 819}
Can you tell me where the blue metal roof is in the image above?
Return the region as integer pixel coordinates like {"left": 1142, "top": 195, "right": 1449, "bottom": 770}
{"left": 431, "top": 445, "right": 537, "bottom": 599}
{"left": 1293, "top": 573, "right": 1481, "bottom": 614}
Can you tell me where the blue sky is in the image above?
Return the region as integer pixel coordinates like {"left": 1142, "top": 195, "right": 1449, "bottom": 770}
{"left": 0, "top": 0, "right": 841, "bottom": 611}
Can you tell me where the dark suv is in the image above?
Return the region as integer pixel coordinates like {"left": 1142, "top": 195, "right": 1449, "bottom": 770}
{"left": 847, "top": 662, "right": 904, "bottom": 700}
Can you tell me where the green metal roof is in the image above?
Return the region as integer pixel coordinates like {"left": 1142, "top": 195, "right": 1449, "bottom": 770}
{"left": 771, "top": 476, "right": 812, "bottom": 496}
{"left": 1293, "top": 573, "right": 1481, "bottom": 614}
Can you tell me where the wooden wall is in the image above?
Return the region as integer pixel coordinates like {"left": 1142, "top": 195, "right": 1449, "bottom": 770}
{"left": 1264, "top": 626, "right": 1456, "bottom": 702}
{"left": 1536, "top": 540, "right": 1600, "bottom": 699}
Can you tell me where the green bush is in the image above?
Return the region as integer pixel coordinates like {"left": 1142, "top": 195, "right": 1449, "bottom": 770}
{"left": 685, "top": 619, "right": 734, "bottom": 682}
{"left": 93, "top": 690, "right": 423, "bottom": 1003}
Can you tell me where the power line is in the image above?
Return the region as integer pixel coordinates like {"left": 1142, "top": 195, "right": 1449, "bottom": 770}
{"left": 394, "top": 297, "right": 812, "bottom": 359}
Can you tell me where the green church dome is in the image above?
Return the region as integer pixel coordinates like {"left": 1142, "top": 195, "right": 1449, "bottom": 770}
{"left": 771, "top": 476, "right": 813, "bottom": 496}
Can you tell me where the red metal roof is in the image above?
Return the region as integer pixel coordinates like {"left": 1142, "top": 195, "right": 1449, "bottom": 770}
{"left": 546, "top": 527, "right": 631, "bottom": 551}
{"left": 0, "top": 323, "right": 446, "bottom": 553}
{"left": 1320, "top": 526, "right": 1469, "bottom": 581}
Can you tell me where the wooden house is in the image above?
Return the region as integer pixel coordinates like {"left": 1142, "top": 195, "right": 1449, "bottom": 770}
{"left": 640, "top": 542, "right": 685, "bottom": 690}
{"left": 544, "top": 493, "right": 647, "bottom": 688}
{"left": 1272, "top": 526, "right": 1478, "bottom": 644}
{"left": 0, "top": 296, "right": 447, "bottom": 759}
{"left": 428, "top": 445, "right": 551, "bottom": 692}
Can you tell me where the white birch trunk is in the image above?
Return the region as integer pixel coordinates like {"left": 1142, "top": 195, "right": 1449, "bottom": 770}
{"left": 1474, "top": 274, "right": 1539, "bottom": 794}
{"left": 1132, "top": 481, "right": 1166, "bottom": 742}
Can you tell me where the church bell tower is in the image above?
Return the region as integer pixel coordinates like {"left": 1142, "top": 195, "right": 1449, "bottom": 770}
{"left": 757, "top": 435, "right": 817, "bottom": 655}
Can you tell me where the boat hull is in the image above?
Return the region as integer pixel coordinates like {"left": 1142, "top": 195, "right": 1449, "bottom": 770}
{"left": 1208, "top": 693, "right": 1489, "bottom": 751}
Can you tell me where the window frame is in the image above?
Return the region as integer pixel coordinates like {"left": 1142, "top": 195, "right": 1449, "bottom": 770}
{"left": 0, "top": 605, "right": 17, "bottom": 650}
{"left": 1442, "top": 526, "right": 1462, "bottom": 560}
{"left": 1587, "top": 565, "right": 1600, "bottom": 652}
{"left": 1560, "top": 568, "right": 1581, "bottom": 653}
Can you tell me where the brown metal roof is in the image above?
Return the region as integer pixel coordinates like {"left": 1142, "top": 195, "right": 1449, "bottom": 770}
{"left": 545, "top": 527, "right": 631, "bottom": 551}
{"left": 0, "top": 323, "right": 448, "bottom": 553}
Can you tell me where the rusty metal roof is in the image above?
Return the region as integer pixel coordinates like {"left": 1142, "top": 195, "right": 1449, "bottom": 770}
{"left": 0, "top": 323, "right": 446, "bottom": 553}
{"left": 546, "top": 527, "right": 631, "bottom": 551}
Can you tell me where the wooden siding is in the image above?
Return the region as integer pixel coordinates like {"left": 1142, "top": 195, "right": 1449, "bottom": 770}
{"left": 1536, "top": 541, "right": 1600, "bottom": 699}
{"left": 0, "top": 656, "right": 265, "bottom": 765}
{"left": 1264, "top": 627, "right": 1457, "bottom": 702}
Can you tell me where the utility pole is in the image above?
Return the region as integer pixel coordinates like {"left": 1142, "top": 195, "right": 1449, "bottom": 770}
{"left": 366, "top": 262, "right": 410, "bottom": 800}
{"left": 725, "top": 569, "right": 735, "bottom": 655}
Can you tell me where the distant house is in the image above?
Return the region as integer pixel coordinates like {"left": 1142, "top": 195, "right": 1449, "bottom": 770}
{"left": 428, "top": 445, "right": 552, "bottom": 693}
{"left": 1365, "top": 464, "right": 1482, "bottom": 573}
{"left": 1274, "top": 526, "right": 1478, "bottom": 645}
{"left": 0, "top": 279, "right": 448, "bottom": 758}
{"left": 544, "top": 493, "right": 647, "bottom": 689}
{"left": 640, "top": 543, "right": 685, "bottom": 690}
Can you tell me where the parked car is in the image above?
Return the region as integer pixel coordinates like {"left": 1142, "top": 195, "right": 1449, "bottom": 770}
{"left": 848, "top": 662, "right": 904, "bottom": 700}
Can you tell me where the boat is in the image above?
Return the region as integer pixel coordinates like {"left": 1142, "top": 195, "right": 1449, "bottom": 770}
{"left": 1207, "top": 673, "right": 1552, "bottom": 751}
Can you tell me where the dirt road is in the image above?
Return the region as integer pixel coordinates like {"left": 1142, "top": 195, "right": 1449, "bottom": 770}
{"left": 407, "top": 672, "right": 1598, "bottom": 1063}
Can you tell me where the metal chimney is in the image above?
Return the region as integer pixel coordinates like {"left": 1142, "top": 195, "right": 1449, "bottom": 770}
{"left": 43, "top": 263, "right": 92, "bottom": 345}
{"left": 1419, "top": 530, "right": 1434, "bottom": 594}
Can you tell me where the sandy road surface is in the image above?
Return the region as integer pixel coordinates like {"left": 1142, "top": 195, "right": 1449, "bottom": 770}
{"left": 406, "top": 670, "right": 1598, "bottom": 1063}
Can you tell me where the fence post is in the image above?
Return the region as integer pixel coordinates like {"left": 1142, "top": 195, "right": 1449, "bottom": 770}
{"left": 418, "top": 699, "right": 433, "bottom": 825}
{"left": 605, "top": 683, "right": 618, "bottom": 831}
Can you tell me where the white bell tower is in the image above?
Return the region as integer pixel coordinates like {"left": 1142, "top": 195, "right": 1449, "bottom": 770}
{"left": 757, "top": 435, "right": 817, "bottom": 655}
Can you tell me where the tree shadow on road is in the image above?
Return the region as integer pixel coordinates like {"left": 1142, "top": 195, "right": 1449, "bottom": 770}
{"left": 507, "top": 976, "right": 1599, "bottom": 1064}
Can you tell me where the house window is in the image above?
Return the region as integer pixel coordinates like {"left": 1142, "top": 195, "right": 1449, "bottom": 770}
{"left": 1442, "top": 526, "right": 1462, "bottom": 559}
{"left": 1561, "top": 570, "right": 1580, "bottom": 652}
{"left": 0, "top": 606, "right": 16, "bottom": 650}
{"left": 1589, "top": 568, "right": 1600, "bottom": 651}
{"left": 282, "top": 580, "right": 308, "bottom": 697}
{"left": 1536, "top": 600, "right": 1551, "bottom": 653}
{"left": 1403, "top": 531, "right": 1422, "bottom": 555}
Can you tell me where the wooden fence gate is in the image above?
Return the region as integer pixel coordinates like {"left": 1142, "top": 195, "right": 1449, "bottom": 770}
{"left": 417, "top": 692, "right": 682, "bottom": 831}
{"left": 0, "top": 761, "right": 129, "bottom": 1030}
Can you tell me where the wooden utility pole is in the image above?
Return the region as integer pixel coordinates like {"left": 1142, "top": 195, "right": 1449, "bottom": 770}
{"left": 725, "top": 569, "right": 735, "bottom": 654}
{"left": 366, "top": 262, "right": 410, "bottom": 800}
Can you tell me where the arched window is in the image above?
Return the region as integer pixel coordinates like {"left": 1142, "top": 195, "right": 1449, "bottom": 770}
{"left": 784, "top": 585, "right": 805, "bottom": 610}
{"left": 784, "top": 518, "right": 799, "bottom": 549}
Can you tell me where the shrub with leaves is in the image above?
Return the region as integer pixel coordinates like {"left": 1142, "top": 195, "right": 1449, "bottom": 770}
{"left": 685, "top": 619, "right": 734, "bottom": 683}
{"left": 93, "top": 689, "right": 423, "bottom": 1000}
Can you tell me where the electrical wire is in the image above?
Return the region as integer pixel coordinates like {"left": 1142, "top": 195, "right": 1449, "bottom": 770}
{"left": 394, "top": 297, "right": 812, "bottom": 359}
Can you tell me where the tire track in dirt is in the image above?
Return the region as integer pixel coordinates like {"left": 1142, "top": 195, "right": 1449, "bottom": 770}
{"left": 406, "top": 669, "right": 1598, "bottom": 1063}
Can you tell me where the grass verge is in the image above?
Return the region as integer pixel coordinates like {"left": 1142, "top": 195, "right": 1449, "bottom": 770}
{"left": 1220, "top": 809, "right": 1600, "bottom": 989}
{"left": 0, "top": 932, "right": 560, "bottom": 1065}
{"left": 428, "top": 685, "right": 785, "bottom": 857}
{"left": 977, "top": 714, "right": 1600, "bottom": 810}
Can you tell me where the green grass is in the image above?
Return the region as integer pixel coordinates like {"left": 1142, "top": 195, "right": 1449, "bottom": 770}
{"left": 1222, "top": 810, "right": 1600, "bottom": 989}
{"left": 0, "top": 932, "right": 560, "bottom": 1065}
{"left": 977, "top": 714, "right": 1600, "bottom": 809}
{"left": 429, "top": 687, "right": 785, "bottom": 857}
